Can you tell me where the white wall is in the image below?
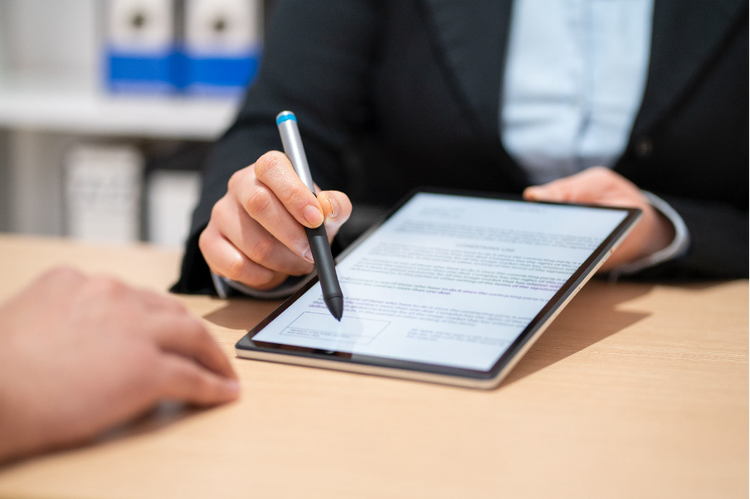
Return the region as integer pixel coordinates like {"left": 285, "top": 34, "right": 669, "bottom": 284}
{"left": 0, "top": 0, "right": 98, "bottom": 85}
{"left": 0, "top": 1, "right": 97, "bottom": 234}
{"left": 0, "top": 130, "right": 9, "bottom": 231}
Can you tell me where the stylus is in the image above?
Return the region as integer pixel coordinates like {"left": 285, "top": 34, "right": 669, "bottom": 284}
{"left": 276, "top": 111, "right": 344, "bottom": 321}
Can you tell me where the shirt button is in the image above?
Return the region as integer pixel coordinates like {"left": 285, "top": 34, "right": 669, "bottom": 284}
{"left": 635, "top": 136, "right": 654, "bottom": 158}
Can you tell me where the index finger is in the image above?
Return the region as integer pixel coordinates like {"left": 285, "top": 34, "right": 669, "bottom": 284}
{"left": 253, "top": 151, "right": 325, "bottom": 229}
{"left": 150, "top": 313, "right": 237, "bottom": 381}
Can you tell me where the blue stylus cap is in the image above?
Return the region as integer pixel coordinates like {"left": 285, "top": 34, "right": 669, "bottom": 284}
{"left": 276, "top": 111, "right": 297, "bottom": 125}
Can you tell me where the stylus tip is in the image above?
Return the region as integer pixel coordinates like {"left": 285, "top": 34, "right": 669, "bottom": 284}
{"left": 326, "top": 295, "right": 344, "bottom": 321}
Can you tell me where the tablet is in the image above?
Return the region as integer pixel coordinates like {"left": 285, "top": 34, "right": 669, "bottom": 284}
{"left": 236, "top": 189, "right": 641, "bottom": 389}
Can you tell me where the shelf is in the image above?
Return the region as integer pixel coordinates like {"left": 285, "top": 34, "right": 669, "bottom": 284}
{"left": 0, "top": 72, "right": 241, "bottom": 140}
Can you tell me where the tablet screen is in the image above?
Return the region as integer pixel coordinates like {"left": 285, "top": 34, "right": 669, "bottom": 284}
{"left": 238, "top": 191, "right": 638, "bottom": 379}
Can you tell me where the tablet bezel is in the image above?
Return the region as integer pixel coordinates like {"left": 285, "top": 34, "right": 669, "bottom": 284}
{"left": 235, "top": 188, "right": 642, "bottom": 388}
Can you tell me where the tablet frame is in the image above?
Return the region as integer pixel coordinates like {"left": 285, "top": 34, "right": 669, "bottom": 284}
{"left": 235, "top": 188, "right": 642, "bottom": 389}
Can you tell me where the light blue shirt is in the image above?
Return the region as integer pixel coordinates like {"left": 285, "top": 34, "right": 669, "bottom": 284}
{"left": 502, "top": 0, "right": 654, "bottom": 184}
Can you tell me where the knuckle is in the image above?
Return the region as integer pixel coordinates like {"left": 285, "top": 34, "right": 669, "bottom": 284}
{"left": 244, "top": 186, "right": 274, "bottom": 217}
{"left": 227, "top": 166, "right": 252, "bottom": 193}
{"left": 227, "top": 171, "right": 241, "bottom": 192}
{"left": 135, "top": 347, "right": 162, "bottom": 374}
{"left": 227, "top": 172, "right": 237, "bottom": 191}
{"left": 208, "top": 197, "right": 233, "bottom": 229}
{"left": 192, "top": 320, "right": 212, "bottom": 342}
{"left": 198, "top": 227, "right": 212, "bottom": 255}
{"left": 282, "top": 182, "right": 310, "bottom": 208}
{"left": 225, "top": 254, "right": 249, "bottom": 282}
{"left": 153, "top": 289, "right": 187, "bottom": 313}
{"left": 44, "top": 266, "right": 84, "bottom": 283}
{"left": 209, "top": 197, "right": 225, "bottom": 220}
{"left": 254, "top": 151, "right": 286, "bottom": 179}
{"left": 248, "top": 237, "right": 276, "bottom": 264}
{"left": 198, "top": 230, "right": 221, "bottom": 271}
{"left": 87, "top": 275, "right": 125, "bottom": 297}
{"left": 180, "top": 316, "right": 208, "bottom": 342}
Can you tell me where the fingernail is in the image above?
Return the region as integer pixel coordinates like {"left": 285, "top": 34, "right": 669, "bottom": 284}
{"left": 302, "top": 246, "right": 314, "bottom": 263}
{"left": 303, "top": 205, "right": 324, "bottom": 227}
{"left": 326, "top": 196, "right": 338, "bottom": 219}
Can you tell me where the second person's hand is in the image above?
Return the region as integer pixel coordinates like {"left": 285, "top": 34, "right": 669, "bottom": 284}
{"left": 199, "top": 151, "right": 352, "bottom": 290}
{"left": 0, "top": 267, "right": 239, "bottom": 463}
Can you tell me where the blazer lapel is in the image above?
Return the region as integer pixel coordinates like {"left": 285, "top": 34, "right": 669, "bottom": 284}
{"left": 632, "top": 0, "right": 747, "bottom": 135}
{"left": 420, "top": 0, "right": 514, "bottom": 139}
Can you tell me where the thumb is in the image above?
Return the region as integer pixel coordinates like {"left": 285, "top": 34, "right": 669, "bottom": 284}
{"left": 523, "top": 183, "right": 566, "bottom": 202}
{"left": 523, "top": 167, "right": 617, "bottom": 204}
{"left": 317, "top": 190, "right": 353, "bottom": 240}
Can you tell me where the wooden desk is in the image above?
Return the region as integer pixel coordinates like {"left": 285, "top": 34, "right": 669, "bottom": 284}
{"left": 0, "top": 235, "right": 746, "bottom": 499}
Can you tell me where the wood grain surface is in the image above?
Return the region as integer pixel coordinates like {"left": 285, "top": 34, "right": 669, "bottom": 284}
{"left": 0, "top": 235, "right": 746, "bottom": 499}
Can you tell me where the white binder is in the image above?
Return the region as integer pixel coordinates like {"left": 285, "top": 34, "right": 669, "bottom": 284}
{"left": 64, "top": 144, "right": 143, "bottom": 243}
{"left": 105, "top": 0, "right": 180, "bottom": 93}
{"left": 183, "top": 0, "right": 262, "bottom": 96}
{"left": 146, "top": 170, "right": 201, "bottom": 248}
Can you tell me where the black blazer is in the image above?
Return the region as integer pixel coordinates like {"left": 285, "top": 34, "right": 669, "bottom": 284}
{"left": 174, "top": 0, "right": 749, "bottom": 294}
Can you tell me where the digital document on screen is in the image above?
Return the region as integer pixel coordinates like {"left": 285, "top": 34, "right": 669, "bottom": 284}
{"left": 252, "top": 193, "right": 628, "bottom": 371}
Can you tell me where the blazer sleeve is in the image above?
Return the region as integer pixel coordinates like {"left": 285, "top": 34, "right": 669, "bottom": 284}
{"left": 632, "top": 193, "right": 748, "bottom": 279}
{"left": 173, "top": 0, "right": 383, "bottom": 294}
{"left": 615, "top": 7, "right": 749, "bottom": 280}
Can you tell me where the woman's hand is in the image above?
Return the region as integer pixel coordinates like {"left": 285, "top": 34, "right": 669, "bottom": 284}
{"left": 524, "top": 167, "right": 675, "bottom": 271}
{"left": 199, "top": 151, "right": 352, "bottom": 290}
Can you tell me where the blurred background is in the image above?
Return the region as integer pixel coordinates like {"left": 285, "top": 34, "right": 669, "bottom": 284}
{"left": 0, "top": 0, "right": 270, "bottom": 249}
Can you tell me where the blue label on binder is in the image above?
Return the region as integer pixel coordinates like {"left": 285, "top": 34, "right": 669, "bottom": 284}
{"left": 106, "top": 48, "right": 180, "bottom": 94}
{"left": 183, "top": 50, "right": 261, "bottom": 97}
